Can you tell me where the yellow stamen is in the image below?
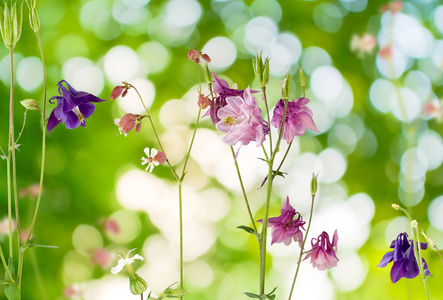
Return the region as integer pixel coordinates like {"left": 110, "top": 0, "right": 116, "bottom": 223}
{"left": 223, "top": 116, "right": 236, "bottom": 125}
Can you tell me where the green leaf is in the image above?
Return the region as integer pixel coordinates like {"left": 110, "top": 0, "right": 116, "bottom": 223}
{"left": 0, "top": 6, "right": 5, "bottom": 42}
{"left": 237, "top": 225, "right": 255, "bottom": 234}
{"left": 5, "top": 283, "right": 20, "bottom": 300}
{"left": 1, "top": 280, "right": 9, "bottom": 285}
{"left": 6, "top": 257, "right": 15, "bottom": 280}
{"left": 265, "top": 287, "right": 277, "bottom": 300}
{"left": 244, "top": 292, "right": 262, "bottom": 299}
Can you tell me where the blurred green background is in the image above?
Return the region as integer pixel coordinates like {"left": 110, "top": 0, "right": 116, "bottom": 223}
{"left": 1, "top": 0, "right": 443, "bottom": 299}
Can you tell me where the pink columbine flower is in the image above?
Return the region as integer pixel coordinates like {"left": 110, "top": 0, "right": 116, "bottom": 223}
{"left": 305, "top": 230, "right": 339, "bottom": 271}
{"left": 258, "top": 197, "right": 305, "bottom": 246}
{"left": 216, "top": 87, "right": 268, "bottom": 147}
{"left": 271, "top": 98, "right": 319, "bottom": 144}
{"left": 141, "top": 148, "right": 166, "bottom": 172}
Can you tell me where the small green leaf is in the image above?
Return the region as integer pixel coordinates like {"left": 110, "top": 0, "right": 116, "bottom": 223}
{"left": 237, "top": 225, "right": 255, "bottom": 234}
{"left": 6, "top": 257, "right": 15, "bottom": 280}
{"left": 244, "top": 292, "right": 262, "bottom": 299}
{"left": 1, "top": 280, "right": 9, "bottom": 285}
{"left": 265, "top": 287, "right": 277, "bottom": 300}
{"left": 5, "top": 283, "right": 20, "bottom": 300}
{"left": 28, "top": 244, "right": 57, "bottom": 249}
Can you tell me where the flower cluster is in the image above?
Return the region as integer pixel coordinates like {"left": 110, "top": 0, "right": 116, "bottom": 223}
{"left": 377, "top": 232, "right": 430, "bottom": 283}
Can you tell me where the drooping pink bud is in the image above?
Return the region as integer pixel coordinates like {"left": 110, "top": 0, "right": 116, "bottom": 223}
{"left": 201, "top": 53, "right": 211, "bottom": 63}
{"left": 154, "top": 151, "right": 167, "bottom": 165}
{"left": 111, "top": 86, "right": 124, "bottom": 100}
{"left": 119, "top": 113, "right": 137, "bottom": 134}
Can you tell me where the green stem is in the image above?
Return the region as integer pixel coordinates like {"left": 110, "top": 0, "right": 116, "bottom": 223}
{"left": 261, "top": 87, "right": 273, "bottom": 157}
{"left": 132, "top": 85, "right": 179, "bottom": 181}
{"left": 178, "top": 182, "right": 184, "bottom": 299}
{"left": 411, "top": 226, "right": 430, "bottom": 300}
{"left": 0, "top": 245, "right": 14, "bottom": 283}
{"left": 272, "top": 140, "right": 293, "bottom": 181}
{"left": 181, "top": 109, "right": 201, "bottom": 178}
{"left": 288, "top": 194, "right": 315, "bottom": 299}
{"left": 15, "top": 110, "right": 28, "bottom": 144}
{"left": 259, "top": 99, "right": 289, "bottom": 295}
{"left": 7, "top": 153, "right": 12, "bottom": 258}
{"left": 230, "top": 146, "right": 257, "bottom": 232}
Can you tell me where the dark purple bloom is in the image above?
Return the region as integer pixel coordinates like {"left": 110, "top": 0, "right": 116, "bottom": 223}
{"left": 258, "top": 197, "right": 305, "bottom": 246}
{"left": 206, "top": 73, "right": 257, "bottom": 126}
{"left": 305, "top": 230, "right": 339, "bottom": 271}
{"left": 47, "top": 80, "right": 105, "bottom": 132}
{"left": 377, "top": 232, "right": 430, "bottom": 283}
{"left": 271, "top": 98, "right": 319, "bottom": 143}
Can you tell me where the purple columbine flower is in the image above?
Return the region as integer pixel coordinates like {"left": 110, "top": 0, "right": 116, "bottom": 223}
{"left": 47, "top": 80, "right": 105, "bottom": 132}
{"left": 377, "top": 232, "right": 430, "bottom": 283}
{"left": 216, "top": 87, "right": 269, "bottom": 147}
{"left": 258, "top": 197, "right": 305, "bottom": 246}
{"left": 206, "top": 73, "right": 256, "bottom": 126}
{"left": 305, "top": 230, "right": 339, "bottom": 271}
{"left": 271, "top": 98, "right": 319, "bottom": 143}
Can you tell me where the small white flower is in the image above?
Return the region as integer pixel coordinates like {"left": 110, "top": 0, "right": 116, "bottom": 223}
{"left": 114, "top": 118, "right": 127, "bottom": 137}
{"left": 111, "top": 249, "right": 144, "bottom": 275}
{"left": 141, "top": 147, "right": 159, "bottom": 172}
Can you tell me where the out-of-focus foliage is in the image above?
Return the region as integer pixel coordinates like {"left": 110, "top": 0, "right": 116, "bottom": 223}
{"left": 1, "top": 0, "right": 443, "bottom": 299}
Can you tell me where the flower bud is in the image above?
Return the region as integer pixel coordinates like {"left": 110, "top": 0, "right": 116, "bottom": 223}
{"left": 0, "top": 2, "right": 23, "bottom": 49}
{"left": 118, "top": 113, "right": 136, "bottom": 134}
{"left": 128, "top": 269, "right": 148, "bottom": 295}
{"left": 391, "top": 204, "right": 400, "bottom": 210}
{"left": 25, "top": 0, "right": 40, "bottom": 33}
{"left": 135, "top": 122, "right": 142, "bottom": 133}
{"left": 411, "top": 220, "right": 418, "bottom": 228}
{"left": 154, "top": 151, "right": 167, "bottom": 165}
{"left": 281, "top": 72, "right": 292, "bottom": 100}
{"left": 20, "top": 99, "right": 40, "bottom": 111}
{"left": 252, "top": 52, "right": 270, "bottom": 88}
{"left": 311, "top": 172, "right": 319, "bottom": 196}
{"left": 298, "top": 66, "right": 305, "bottom": 89}
{"left": 111, "top": 86, "right": 123, "bottom": 100}
{"left": 201, "top": 53, "right": 211, "bottom": 63}
{"left": 203, "top": 62, "right": 213, "bottom": 85}
{"left": 421, "top": 231, "right": 437, "bottom": 250}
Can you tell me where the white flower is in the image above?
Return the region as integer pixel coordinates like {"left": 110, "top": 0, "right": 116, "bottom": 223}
{"left": 111, "top": 249, "right": 144, "bottom": 275}
{"left": 141, "top": 147, "right": 159, "bottom": 173}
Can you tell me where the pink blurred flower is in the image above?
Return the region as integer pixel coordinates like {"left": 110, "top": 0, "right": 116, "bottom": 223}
{"left": 350, "top": 33, "right": 377, "bottom": 57}
{"left": 20, "top": 228, "right": 32, "bottom": 243}
{"left": 19, "top": 183, "right": 41, "bottom": 199}
{"left": 378, "top": 45, "right": 393, "bottom": 60}
{"left": 0, "top": 217, "right": 16, "bottom": 236}
{"left": 104, "top": 219, "right": 120, "bottom": 234}
{"left": 90, "top": 248, "right": 113, "bottom": 268}
{"left": 216, "top": 87, "right": 269, "bottom": 147}
{"left": 64, "top": 284, "right": 83, "bottom": 299}
{"left": 424, "top": 101, "right": 443, "bottom": 122}
{"left": 258, "top": 197, "right": 306, "bottom": 246}
{"left": 305, "top": 230, "right": 339, "bottom": 271}
{"left": 271, "top": 98, "right": 319, "bottom": 144}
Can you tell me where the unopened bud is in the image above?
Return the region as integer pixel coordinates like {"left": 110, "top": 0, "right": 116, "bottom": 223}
{"left": 26, "top": 0, "right": 40, "bottom": 33}
{"left": 111, "top": 86, "right": 124, "bottom": 100}
{"left": 391, "top": 204, "right": 400, "bottom": 210}
{"left": 281, "top": 72, "right": 292, "bottom": 99}
{"left": 154, "top": 151, "right": 167, "bottom": 165}
{"left": 20, "top": 99, "right": 40, "bottom": 111}
{"left": 0, "top": 2, "right": 24, "bottom": 49}
{"left": 203, "top": 62, "right": 213, "bottom": 85}
{"left": 310, "top": 172, "right": 319, "bottom": 196}
{"left": 252, "top": 52, "right": 270, "bottom": 88}
{"left": 135, "top": 122, "right": 142, "bottom": 133}
{"left": 128, "top": 269, "right": 148, "bottom": 295}
{"left": 118, "top": 113, "right": 136, "bottom": 134}
{"left": 201, "top": 53, "right": 211, "bottom": 63}
{"left": 411, "top": 220, "right": 418, "bottom": 228}
{"left": 298, "top": 66, "right": 305, "bottom": 88}
{"left": 421, "top": 231, "right": 437, "bottom": 250}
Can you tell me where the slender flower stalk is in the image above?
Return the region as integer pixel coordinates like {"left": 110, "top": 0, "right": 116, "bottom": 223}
{"left": 288, "top": 192, "right": 316, "bottom": 299}
{"left": 0, "top": 245, "right": 14, "bottom": 283}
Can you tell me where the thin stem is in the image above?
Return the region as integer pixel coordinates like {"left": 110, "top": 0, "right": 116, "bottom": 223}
{"left": 288, "top": 193, "right": 315, "bottom": 299}
{"left": 181, "top": 109, "right": 201, "bottom": 178}
{"left": 25, "top": 32, "right": 47, "bottom": 246}
{"left": 132, "top": 86, "right": 179, "bottom": 181}
{"left": 0, "top": 245, "right": 14, "bottom": 283}
{"left": 178, "top": 183, "right": 184, "bottom": 299}
{"left": 15, "top": 110, "right": 28, "bottom": 144}
{"left": 411, "top": 226, "right": 430, "bottom": 300}
{"left": 7, "top": 154, "right": 12, "bottom": 258}
{"left": 261, "top": 87, "right": 273, "bottom": 157}
{"left": 141, "top": 293, "right": 143, "bottom": 300}
{"left": 230, "top": 146, "right": 257, "bottom": 232}
{"left": 272, "top": 140, "right": 293, "bottom": 181}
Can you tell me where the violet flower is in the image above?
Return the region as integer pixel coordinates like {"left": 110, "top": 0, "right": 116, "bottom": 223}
{"left": 47, "top": 80, "right": 105, "bottom": 132}
{"left": 216, "top": 87, "right": 269, "bottom": 147}
{"left": 305, "top": 230, "right": 339, "bottom": 271}
{"left": 206, "top": 73, "right": 255, "bottom": 126}
{"left": 258, "top": 197, "right": 305, "bottom": 246}
{"left": 377, "top": 232, "right": 430, "bottom": 283}
{"left": 271, "top": 98, "right": 319, "bottom": 143}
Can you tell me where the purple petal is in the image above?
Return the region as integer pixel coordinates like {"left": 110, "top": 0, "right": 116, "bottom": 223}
{"left": 78, "top": 102, "right": 96, "bottom": 119}
{"left": 377, "top": 251, "right": 394, "bottom": 267}
{"left": 64, "top": 111, "right": 81, "bottom": 129}
{"left": 390, "top": 259, "right": 407, "bottom": 283}
{"left": 47, "top": 109, "right": 61, "bottom": 132}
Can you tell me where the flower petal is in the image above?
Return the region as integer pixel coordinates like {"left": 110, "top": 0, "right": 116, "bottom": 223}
{"left": 111, "top": 259, "right": 126, "bottom": 275}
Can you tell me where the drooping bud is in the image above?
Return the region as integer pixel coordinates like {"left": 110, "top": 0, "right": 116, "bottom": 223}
{"left": 421, "top": 231, "right": 437, "bottom": 250}
{"left": 20, "top": 99, "right": 40, "bottom": 111}
{"left": 391, "top": 204, "right": 400, "bottom": 210}
{"left": 311, "top": 172, "right": 319, "bottom": 196}
{"left": 0, "top": 2, "right": 23, "bottom": 49}
{"left": 201, "top": 53, "right": 211, "bottom": 63}
{"left": 110, "top": 86, "right": 124, "bottom": 100}
{"left": 252, "top": 52, "right": 270, "bottom": 88}
{"left": 153, "top": 151, "right": 167, "bottom": 165}
{"left": 135, "top": 122, "right": 142, "bottom": 133}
